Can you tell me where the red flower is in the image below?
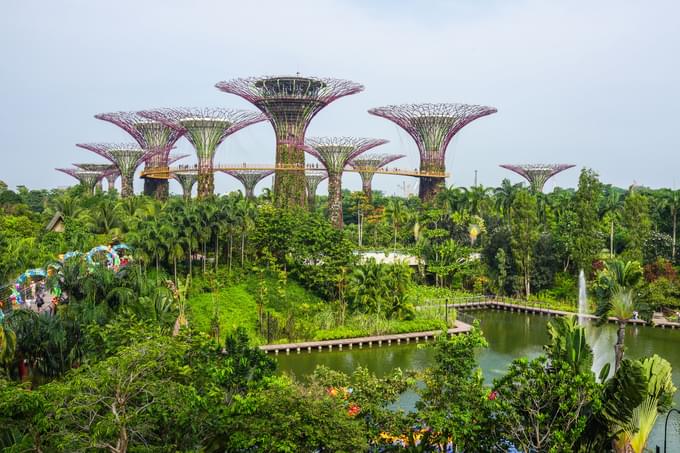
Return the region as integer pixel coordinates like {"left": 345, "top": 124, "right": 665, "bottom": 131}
{"left": 348, "top": 404, "right": 361, "bottom": 417}
{"left": 488, "top": 390, "right": 498, "bottom": 401}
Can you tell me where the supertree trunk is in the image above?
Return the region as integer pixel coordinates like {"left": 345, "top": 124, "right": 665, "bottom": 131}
{"left": 274, "top": 141, "right": 306, "bottom": 208}
{"left": 418, "top": 157, "right": 446, "bottom": 201}
{"left": 197, "top": 158, "right": 214, "bottom": 199}
{"left": 360, "top": 173, "right": 373, "bottom": 203}
{"left": 120, "top": 174, "right": 134, "bottom": 198}
{"left": 327, "top": 172, "right": 343, "bottom": 228}
{"left": 95, "top": 180, "right": 103, "bottom": 192}
{"left": 145, "top": 179, "right": 169, "bottom": 200}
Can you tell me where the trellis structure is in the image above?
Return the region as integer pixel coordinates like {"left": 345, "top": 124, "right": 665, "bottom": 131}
{"left": 103, "top": 169, "right": 120, "bottom": 193}
{"left": 76, "top": 143, "right": 146, "bottom": 198}
{"left": 499, "top": 164, "right": 575, "bottom": 192}
{"left": 368, "top": 103, "right": 497, "bottom": 201}
{"left": 305, "top": 170, "right": 328, "bottom": 210}
{"left": 95, "top": 111, "right": 186, "bottom": 200}
{"left": 140, "top": 108, "right": 265, "bottom": 198}
{"left": 222, "top": 169, "right": 274, "bottom": 199}
{"left": 215, "top": 75, "right": 364, "bottom": 208}
{"left": 172, "top": 172, "right": 199, "bottom": 200}
{"left": 303, "top": 137, "right": 388, "bottom": 227}
{"left": 56, "top": 168, "right": 103, "bottom": 195}
{"left": 350, "top": 153, "right": 405, "bottom": 202}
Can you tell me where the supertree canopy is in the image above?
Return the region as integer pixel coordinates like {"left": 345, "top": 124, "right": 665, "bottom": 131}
{"left": 215, "top": 75, "right": 364, "bottom": 208}
{"left": 303, "top": 137, "right": 388, "bottom": 228}
{"left": 95, "top": 111, "right": 186, "bottom": 200}
{"left": 222, "top": 169, "right": 274, "bottom": 199}
{"left": 172, "top": 172, "right": 198, "bottom": 200}
{"left": 499, "top": 164, "right": 575, "bottom": 192}
{"left": 305, "top": 170, "right": 328, "bottom": 210}
{"left": 56, "top": 168, "right": 103, "bottom": 194}
{"left": 140, "top": 108, "right": 265, "bottom": 198}
{"left": 76, "top": 143, "right": 146, "bottom": 198}
{"left": 368, "top": 103, "right": 497, "bottom": 201}
{"left": 73, "top": 163, "right": 116, "bottom": 191}
{"left": 350, "top": 153, "right": 405, "bottom": 202}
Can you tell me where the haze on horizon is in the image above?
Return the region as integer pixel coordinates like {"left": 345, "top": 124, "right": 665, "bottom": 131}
{"left": 1, "top": 0, "right": 678, "bottom": 196}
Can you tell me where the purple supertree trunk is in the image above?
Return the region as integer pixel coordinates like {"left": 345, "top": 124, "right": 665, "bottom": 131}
{"left": 140, "top": 108, "right": 265, "bottom": 199}
{"left": 305, "top": 170, "right": 328, "bottom": 210}
{"left": 215, "top": 76, "right": 364, "bottom": 208}
{"left": 350, "top": 153, "right": 405, "bottom": 204}
{"left": 302, "top": 137, "right": 388, "bottom": 228}
{"left": 95, "top": 111, "right": 187, "bottom": 200}
{"left": 368, "top": 103, "right": 497, "bottom": 202}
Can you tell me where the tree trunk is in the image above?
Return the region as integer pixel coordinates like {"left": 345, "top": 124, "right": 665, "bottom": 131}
{"left": 241, "top": 234, "right": 245, "bottom": 267}
{"left": 615, "top": 321, "right": 626, "bottom": 371}
{"left": 202, "top": 242, "right": 206, "bottom": 274}
{"left": 215, "top": 235, "right": 219, "bottom": 272}
{"left": 673, "top": 210, "right": 677, "bottom": 262}
{"left": 393, "top": 224, "right": 397, "bottom": 251}
{"left": 525, "top": 253, "right": 531, "bottom": 298}
{"left": 173, "top": 256, "right": 177, "bottom": 284}
{"left": 610, "top": 219, "right": 614, "bottom": 258}
{"left": 229, "top": 233, "right": 233, "bottom": 271}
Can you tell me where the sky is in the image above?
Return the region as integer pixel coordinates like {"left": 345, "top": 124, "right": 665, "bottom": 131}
{"left": 1, "top": 0, "right": 679, "bottom": 196}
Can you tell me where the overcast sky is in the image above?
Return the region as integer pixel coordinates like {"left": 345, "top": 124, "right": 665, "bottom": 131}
{"left": 1, "top": 0, "right": 679, "bottom": 196}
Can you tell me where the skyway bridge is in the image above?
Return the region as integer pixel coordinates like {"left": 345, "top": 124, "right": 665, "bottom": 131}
{"left": 140, "top": 163, "right": 449, "bottom": 179}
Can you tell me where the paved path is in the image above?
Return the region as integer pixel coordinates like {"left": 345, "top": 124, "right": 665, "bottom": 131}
{"left": 259, "top": 320, "right": 472, "bottom": 354}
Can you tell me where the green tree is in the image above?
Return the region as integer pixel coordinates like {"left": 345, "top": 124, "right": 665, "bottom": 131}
{"left": 620, "top": 187, "right": 652, "bottom": 262}
{"left": 509, "top": 190, "right": 540, "bottom": 297}
{"left": 570, "top": 168, "right": 604, "bottom": 271}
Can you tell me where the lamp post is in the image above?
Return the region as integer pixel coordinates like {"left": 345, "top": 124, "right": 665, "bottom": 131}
{"left": 662, "top": 407, "right": 680, "bottom": 452}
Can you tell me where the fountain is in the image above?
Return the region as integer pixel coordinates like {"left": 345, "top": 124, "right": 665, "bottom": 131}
{"left": 578, "top": 269, "right": 588, "bottom": 325}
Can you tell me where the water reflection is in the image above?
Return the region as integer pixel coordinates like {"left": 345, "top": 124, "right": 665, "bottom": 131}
{"left": 276, "top": 310, "right": 680, "bottom": 450}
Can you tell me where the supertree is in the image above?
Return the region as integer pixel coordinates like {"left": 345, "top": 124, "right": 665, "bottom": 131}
{"left": 171, "top": 172, "right": 198, "bottom": 200}
{"left": 302, "top": 137, "right": 388, "bottom": 228}
{"left": 95, "top": 111, "right": 186, "bottom": 200}
{"left": 215, "top": 75, "right": 364, "bottom": 208}
{"left": 499, "top": 164, "right": 575, "bottom": 192}
{"left": 76, "top": 143, "right": 147, "bottom": 198}
{"left": 140, "top": 108, "right": 265, "bottom": 198}
{"left": 55, "top": 168, "right": 103, "bottom": 195}
{"left": 222, "top": 169, "right": 275, "bottom": 199}
{"left": 103, "top": 169, "right": 120, "bottom": 193}
{"left": 349, "top": 153, "right": 405, "bottom": 203}
{"left": 73, "top": 163, "right": 116, "bottom": 192}
{"left": 305, "top": 170, "right": 328, "bottom": 210}
{"left": 368, "top": 103, "right": 497, "bottom": 201}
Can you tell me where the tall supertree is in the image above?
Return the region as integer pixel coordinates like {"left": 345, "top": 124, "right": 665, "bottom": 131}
{"left": 95, "top": 111, "right": 186, "bottom": 200}
{"left": 215, "top": 75, "right": 364, "bottom": 208}
{"left": 172, "top": 172, "right": 198, "bottom": 200}
{"left": 76, "top": 143, "right": 146, "bottom": 198}
{"left": 499, "top": 164, "right": 575, "bottom": 192}
{"left": 73, "top": 163, "right": 116, "bottom": 192}
{"left": 349, "top": 153, "right": 405, "bottom": 203}
{"left": 302, "top": 137, "right": 388, "bottom": 228}
{"left": 140, "top": 108, "right": 265, "bottom": 198}
{"left": 222, "top": 169, "right": 274, "bottom": 199}
{"left": 56, "top": 168, "right": 103, "bottom": 195}
{"left": 368, "top": 103, "right": 497, "bottom": 201}
{"left": 305, "top": 170, "right": 328, "bottom": 210}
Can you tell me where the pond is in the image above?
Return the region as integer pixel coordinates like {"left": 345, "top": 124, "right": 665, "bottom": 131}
{"left": 276, "top": 309, "right": 680, "bottom": 451}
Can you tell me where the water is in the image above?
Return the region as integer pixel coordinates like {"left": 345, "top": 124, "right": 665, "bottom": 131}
{"left": 578, "top": 269, "right": 588, "bottom": 325}
{"left": 276, "top": 310, "right": 680, "bottom": 451}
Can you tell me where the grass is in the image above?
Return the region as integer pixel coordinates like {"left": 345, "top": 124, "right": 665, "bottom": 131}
{"left": 186, "top": 284, "right": 260, "bottom": 343}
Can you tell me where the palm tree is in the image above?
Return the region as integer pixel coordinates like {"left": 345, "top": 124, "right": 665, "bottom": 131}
{"left": 595, "top": 259, "right": 644, "bottom": 371}
{"left": 660, "top": 189, "right": 680, "bottom": 262}
{"left": 0, "top": 321, "right": 16, "bottom": 375}
{"left": 385, "top": 199, "right": 406, "bottom": 251}
{"left": 494, "top": 179, "right": 521, "bottom": 218}
{"left": 601, "top": 189, "right": 623, "bottom": 258}
{"left": 90, "top": 198, "right": 121, "bottom": 235}
{"left": 613, "top": 355, "right": 676, "bottom": 453}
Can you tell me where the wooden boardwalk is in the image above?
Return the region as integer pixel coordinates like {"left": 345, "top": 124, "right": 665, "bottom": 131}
{"left": 259, "top": 320, "right": 472, "bottom": 355}
{"left": 453, "top": 300, "right": 672, "bottom": 327}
